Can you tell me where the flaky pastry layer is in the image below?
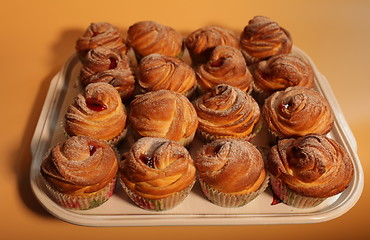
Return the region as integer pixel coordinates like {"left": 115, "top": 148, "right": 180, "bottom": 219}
{"left": 267, "top": 134, "right": 354, "bottom": 198}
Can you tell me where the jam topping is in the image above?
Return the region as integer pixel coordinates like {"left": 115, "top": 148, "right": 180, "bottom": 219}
{"left": 88, "top": 141, "right": 102, "bottom": 156}
{"left": 89, "top": 145, "right": 97, "bottom": 155}
{"left": 109, "top": 57, "right": 118, "bottom": 69}
{"left": 271, "top": 191, "right": 282, "bottom": 205}
{"left": 210, "top": 57, "right": 225, "bottom": 67}
{"left": 140, "top": 154, "right": 155, "bottom": 168}
{"left": 86, "top": 98, "right": 108, "bottom": 111}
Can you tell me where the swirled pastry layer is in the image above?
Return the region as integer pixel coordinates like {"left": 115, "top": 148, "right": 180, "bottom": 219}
{"left": 79, "top": 47, "right": 135, "bottom": 102}
{"left": 65, "top": 82, "right": 127, "bottom": 141}
{"left": 120, "top": 137, "right": 196, "bottom": 199}
{"left": 267, "top": 134, "right": 354, "bottom": 198}
{"left": 76, "top": 22, "right": 128, "bottom": 60}
{"left": 184, "top": 25, "right": 240, "bottom": 65}
{"left": 251, "top": 54, "right": 314, "bottom": 94}
{"left": 128, "top": 90, "right": 198, "bottom": 143}
{"left": 127, "top": 21, "right": 183, "bottom": 59}
{"left": 195, "top": 45, "right": 252, "bottom": 93}
{"left": 41, "top": 136, "right": 118, "bottom": 194}
{"left": 195, "top": 139, "right": 266, "bottom": 194}
{"left": 262, "top": 86, "right": 334, "bottom": 138}
{"left": 137, "top": 53, "right": 196, "bottom": 94}
{"left": 193, "top": 84, "right": 260, "bottom": 139}
{"left": 240, "top": 16, "right": 292, "bottom": 60}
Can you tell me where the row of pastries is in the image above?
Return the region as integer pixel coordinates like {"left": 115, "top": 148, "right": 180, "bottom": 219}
{"left": 40, "top": 16, "right": 354, "bottom": 211}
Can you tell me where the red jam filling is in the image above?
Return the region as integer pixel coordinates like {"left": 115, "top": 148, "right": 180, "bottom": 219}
{"left": 140, "top": 155, "right": 155, "bottom": 168}
{"left": 271, "top": 192, "right": 282, "bottom": 205}
{"left": 210, "top": 57, "right": 225, "bottom": 67}
{"left": 89, "top": 145, "right": 97, "bottom": 155}
{"left": 86, "top": 98, "right": 108, "bottom": 111}
{"left": 109, "top": 57, "right": 118, "bottom": 69}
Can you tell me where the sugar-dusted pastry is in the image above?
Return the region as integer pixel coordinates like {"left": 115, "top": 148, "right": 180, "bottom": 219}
{"left": 193, "top": 84, "right": 261, "bottom": 141}
{"left": 240, "top": 16, "right": 292, "bottom": 64}
{"left": 195, "top": 45, "right": 252, "bottom": 94}
{"left": 194, "top": 139, "right": 268, "bottom": 207}
{"left": 262, "top": 86, "right": 334, "bottom": 141}
{"left": 128, "top": 90, "right": 198, "bottom": 146}
{"left": 79, "top": 47, "right": 135, "bottom": 102}
{"left": 267, "top": 134, "right": 354, "bottom": 208}
{"left": 119, "top": 137, "right": 196, "bottom": 211}
{"left": 250, "top": 54, "right": 314, "bottom": 103}
{"left": 65, "top": 82, "right": 127, "bottom": 145}
{"left": 76, "top": 22, "right": 128, "bottom": 62}
{"left": 40, "top": 136, "right": 118, "bottom": 210}
{"left": 127, "top": 21, "right": 184, "bottom": 60}
{"left": 137, "top": 53, "right": 196, "bottom": 97}
{"left": 184, "top": 25, "right": 240, "bottom": 65}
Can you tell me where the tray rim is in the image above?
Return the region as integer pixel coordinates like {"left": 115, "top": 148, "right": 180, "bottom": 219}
{"left": 29, "top": 46, "right": 364, "bottom": 227}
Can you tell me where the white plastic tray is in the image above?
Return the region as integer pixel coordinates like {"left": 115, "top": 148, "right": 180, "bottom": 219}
{"left": 30, "top": 46, "right": 364, "bottom": 226}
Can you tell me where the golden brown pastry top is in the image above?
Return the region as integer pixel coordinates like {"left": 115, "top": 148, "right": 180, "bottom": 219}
{"left": 76, "top": 22, "right": 128, "bottom": 61}
{"left": 262, "top": 86, "right": 334, "bottom": 138}
{"left": 137, "top": 53, "right": 196, "bottom": 95}
{"left": 194, "top": 139, "right": 266, "bottom": 194}
{"left": 79, "top": 47, "right": 135, "bottom": 102}
{"left": 65, "top": 82, "right": 127, "bottom": 141}
{"left": 184, "top": 25, "right": 240, "bottom": 65}
{"left": 119, "top": 137, "right": 196, "bottom": 199}
{"left": 41, "top": 136, "right": 118, "bottom": 195}
{"left": 195, "top": 45, "right": 252, "bottom": 93}
{"left": 251, "top": 54, "right": 314, "bottom": 95}
{"left": 127, "top": 21, "right": 183, "bottom": 59}
{"left": 240, "top": 16, "right": 292, "bottom": 61}
{"left": 128, "top": 90, "right": 198, "bottom": 144}
{"left": 267, "top": 134, "right": 354, "bottom": 198}
{"left": 193, "top": 84, "right": 260, "bottom": 140}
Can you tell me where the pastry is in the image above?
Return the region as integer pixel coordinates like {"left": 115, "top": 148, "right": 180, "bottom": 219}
{"left": 40, "top": 135, "right": 118, "bottom": 210}
{"left": 119, "top": 137, "right": 196, "bottom": 211}
{"left": 137, "top": 53, "right": 196, "bottom": 97}
{"left": 65, "top": 82, "right": 127, "bottom": 145}
{"left": 250, "top": 53, "right": 314, "bottom": 103}
{"left": 184, "top": 25, "right": 240, "bottom": 66}
{"left": 267, "top": 133, "right": 354, "bottom": 208}
{"left": 194, "top": 139, "right": 268, "bottom": 207}
{"left": 127, "top": 20, "right": 184, "bottom": 61}
{"left": 79, "top": 47, "right": 135, "bottom": 102}
{"left": 193, "top": 84, "right": 261, "bottom": 141}
{"left": 262, "top": 86, "right": 334, "bottom": 141}
{"left": 76, "top": 22, "right": 128, "bottom": 62}
{"left": 240, "top": 16, "right": 292, "bottom": 64}
{"left": 195, "top": 45, "right": 252, "bottom": 94}
{"left": 128, "top": 89, "right": 198, "bottom": 146}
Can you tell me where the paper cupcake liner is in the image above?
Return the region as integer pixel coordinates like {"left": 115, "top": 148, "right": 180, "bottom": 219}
{"left": 119, "top": 179, "right": 195, "bottom": 211}
{"left": 106, "top": 125, "right": 128, "bottom": 147}
{"left": 177, "top": 131, "right": 196, "bottom": 147}
{"left": 269, "top": 175, "right": 325, "bottom": 208}
{"left": 241, "top": 49, "right": 261, "bottom": 66}
{"left": 183, "top": 82, "right": 198, "bottom": 100}
{"left": 44, "top": 176, "right": 117, "bottom": 210}
{"left": 266, "top": 128, "right": 281, "bottom": 146}
{"left": 199, "top": 174, "right": 269, "bottom": 208}
{"left": 251, "top": 85, "right": 272, "bottom": 107}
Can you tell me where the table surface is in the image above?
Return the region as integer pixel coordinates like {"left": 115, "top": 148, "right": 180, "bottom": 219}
{"left": 1, "top": 0, "right": 369, "bottom": 239}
